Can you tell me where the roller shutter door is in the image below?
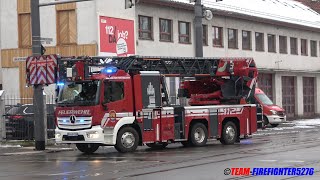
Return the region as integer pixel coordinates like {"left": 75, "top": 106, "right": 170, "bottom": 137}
{"left": 282, "top": 76, "right": 295, "bottom": 118}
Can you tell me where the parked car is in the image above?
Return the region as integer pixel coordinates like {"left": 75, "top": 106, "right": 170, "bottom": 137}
{"left": 254, "top": 88, "right": 286, "bottom": 128}
{"left": 4, "top": 104, "right": 55, "bottom": 140}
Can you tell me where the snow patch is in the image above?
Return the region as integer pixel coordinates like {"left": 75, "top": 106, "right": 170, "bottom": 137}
{"left": 0, "top": 144, "right": 22, "bottom": 148}
{"left": 294, "top": 119, "right": 320, "bottom": 126}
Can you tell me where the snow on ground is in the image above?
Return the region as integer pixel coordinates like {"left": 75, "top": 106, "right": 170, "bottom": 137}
{"left": 0, "top": 144, "right": 22, "bottom": 148}
{"left": 255, "top": 118, "right": 320, "bottom": 136}
{"left": 294, "top": 119, "right": 320, "bottom": 126}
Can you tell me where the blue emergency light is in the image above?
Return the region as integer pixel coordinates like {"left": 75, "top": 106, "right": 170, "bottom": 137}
{"left": 101, "top": 66, "right": 118, "bottom": 75}
{"left": 57, "top": 82, "right": 65, "bottom": 86}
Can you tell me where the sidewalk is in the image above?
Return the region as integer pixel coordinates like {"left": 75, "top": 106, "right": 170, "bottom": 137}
{"left": 0, "top": 140, "right": 75, "bottom": 156}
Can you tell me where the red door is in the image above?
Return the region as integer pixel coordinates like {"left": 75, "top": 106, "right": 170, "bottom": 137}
{"left": 303, "top": 77, "right": 315, "bottom": 117}
{"left": 258, "top": 73, "right": 273, "bottom": 100}
{"left": 281, "top": 76, "right": 295, "bottom": 118}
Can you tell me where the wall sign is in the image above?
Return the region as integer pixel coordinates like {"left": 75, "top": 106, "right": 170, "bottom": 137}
{"left": 99, "top": 16, "right": 135, "bottom": 56}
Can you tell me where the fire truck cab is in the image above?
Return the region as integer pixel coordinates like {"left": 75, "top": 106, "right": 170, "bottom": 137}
{"left": 54, "top": 56, "right": 258, "bottom": 153}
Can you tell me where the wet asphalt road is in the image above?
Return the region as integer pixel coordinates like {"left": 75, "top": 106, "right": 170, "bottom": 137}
{"left": 1, "top": 122, "right": 320, "bottom": 180}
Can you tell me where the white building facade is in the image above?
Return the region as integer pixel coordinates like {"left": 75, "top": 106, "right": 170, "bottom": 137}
{"left": 0, "top": 0, "right": 320, "bottom": 118}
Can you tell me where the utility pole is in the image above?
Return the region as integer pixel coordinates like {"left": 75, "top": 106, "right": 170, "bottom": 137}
{"left": 30, "top": 0, "right": 95, "bottom": 151}
{"left": 31, "top": 0, "right": 46, "bottom": 150}
{"left": 194, "top": 0, "right": 203, "bottom": 57}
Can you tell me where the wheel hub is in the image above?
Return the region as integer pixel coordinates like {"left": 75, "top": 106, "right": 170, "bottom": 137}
{"left": 226, "top": 126, "right": 235, "bottom": 140}
{"left": 121, "top": 132, "right": 135, "bottom": 148}
{"left": 194, "top": 127, "right": 205, "bottom": 143}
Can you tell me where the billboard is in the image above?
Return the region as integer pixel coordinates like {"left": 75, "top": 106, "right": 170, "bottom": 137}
{"left": 99, "top": 16, "right": 135, "bottom": 56}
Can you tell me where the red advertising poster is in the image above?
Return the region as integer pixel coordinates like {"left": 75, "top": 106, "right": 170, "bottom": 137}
{"left": 99, "top": 16, "right": 135, "bottom": 56}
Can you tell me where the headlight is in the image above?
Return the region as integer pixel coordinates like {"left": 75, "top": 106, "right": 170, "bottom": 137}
{"left": 87, "top": 131, "right": 99, "bottom": 139}
{"left": 270, "top": 110, "right": 277, "bottom": 115}
{"left": 55, "top": 133, "right": 62, "bottom": 139}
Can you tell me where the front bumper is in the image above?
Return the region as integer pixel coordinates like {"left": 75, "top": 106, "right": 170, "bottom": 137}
{"left": 266, "top": 115, "right": 286, "bottom": 124}
{"left": 55, "top": 125, "right": 115, "bottom": 145}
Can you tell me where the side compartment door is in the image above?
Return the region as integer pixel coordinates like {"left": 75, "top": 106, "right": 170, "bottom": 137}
{"left": 142, "top": 109, "right": 162, "bottom": 143}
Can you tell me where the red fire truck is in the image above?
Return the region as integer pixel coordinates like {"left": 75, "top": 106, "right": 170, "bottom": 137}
{"left": 54, "top": 56, "right": 258, "bottom": 153}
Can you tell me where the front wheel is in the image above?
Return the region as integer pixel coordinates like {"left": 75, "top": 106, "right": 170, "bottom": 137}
{"left": 76, "top": 143, "right": 100, "bottom": 154}
{"left": 190, "top": 123, "right": 208, "bottom": 147}
{"left": 115, "top": 127, "right": 139, "bottom": 153}
{"left": 271, "top": 124, "right": 279, "bottom": 128}
{"left": 220, "top": 121, "right": 238, "bottom": 145}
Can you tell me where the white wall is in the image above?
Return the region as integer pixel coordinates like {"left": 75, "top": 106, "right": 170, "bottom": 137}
{"left": 40, "top": 0, "right": 57, "bottom": 47}
{"left": 0, "top": 0, "right": 18, "bottom": 49}
{"left": 136, "top": 4, "right": 195, "bottom": 56}
{"left": 77, "top": 0, "right": 97, "bottom": 45}
{"left": 2, "top": 68, "right": 20, "bottom": 96}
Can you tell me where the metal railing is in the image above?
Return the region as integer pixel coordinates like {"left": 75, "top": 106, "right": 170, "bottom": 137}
{"left": 0, "top": 92, "right": 56, "bottom": 141}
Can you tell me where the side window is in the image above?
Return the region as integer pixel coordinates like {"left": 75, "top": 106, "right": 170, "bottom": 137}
{"left": 104, "top": 81, "right": 124, "bottom": 103}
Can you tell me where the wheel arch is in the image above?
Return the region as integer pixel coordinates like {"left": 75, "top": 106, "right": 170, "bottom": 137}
{"left": 112, "top": 117, "right": 142, "bottom": 145}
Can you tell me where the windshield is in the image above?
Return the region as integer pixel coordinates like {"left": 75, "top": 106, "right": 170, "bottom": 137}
{"left": 58, "top": 80, "right": 100, "bottom": 106}
{"left": 256, "top": 93, "right": 273, "bottom": 106}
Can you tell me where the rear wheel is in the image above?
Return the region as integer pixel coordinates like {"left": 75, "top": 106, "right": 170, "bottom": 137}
{"left": 115, "top": 127, "right": 139, "bottom": 153}
{"left": 76, "top": 143, "right": 100, "bottom": 154}
{"left": 271, "top": 124, "right": 279, "bottom": 128}
{"left": 190, "top": 123, "right": 208, "bottom": 147}
{"left": 220, "top": 121, "right": 238, "bottom": 145}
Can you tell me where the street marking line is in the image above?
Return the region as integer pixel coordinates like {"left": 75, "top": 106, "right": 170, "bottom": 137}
{"left": 259, "top": 160, "right": 278, "bottom": 162}
{"left": 283, "top": 160, "right": 305, "bottom": 163}
{"left": 3, "top": 151, "right": 43, "bottom": 155}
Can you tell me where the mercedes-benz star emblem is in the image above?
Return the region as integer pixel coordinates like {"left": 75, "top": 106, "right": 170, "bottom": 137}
{"left": 70, "top": 115, "right": 76, "bottom": 124}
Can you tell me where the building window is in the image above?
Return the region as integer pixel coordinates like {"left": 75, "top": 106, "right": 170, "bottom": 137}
{"left": 290, "top": 37, "right": 298, "bottom": 55}
{"left": 139, "top": 16, "right": 153, "bottom": 40}
{"left": 268, "top": 34, "right": 276, "bottom": 53}
{"left": 203, "top": 25, "right": 208, "bottom": 46}
{"left": 159, "top": 18, "right": 172, "bottom": 42}
{"left": 242, "top": 30, "right": 251, "bottom": 50}
{"left": 301, "top": 39, "right": 308, "bottom": 56}
{"left": 212, "top": 26, "right": 223, "bottom": 47}
{"left": 279, "top": 36, "right": 287, "bottom": 54}
{"left": 57, "top": 10, "right": 77, "bottom": 45}
{"left": 228, "top": 28, "right": 238, "bottom": 49}
{"left": 178, "top": 21, "right": 191, "bottom": 44}
{"left": 310, "top": 40, "right": 317, "bottom": 57}
{"left": 255, "top": 32, "right": 264, "bottom": 51}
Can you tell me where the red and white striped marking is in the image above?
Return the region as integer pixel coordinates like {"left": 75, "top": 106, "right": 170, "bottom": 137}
{"left": 26, "top": 54, "right": 58, "bottom": 85}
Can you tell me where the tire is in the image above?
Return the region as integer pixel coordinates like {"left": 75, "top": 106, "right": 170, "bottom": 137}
{"left": 146, "top": 143, "right": 168, "bottom": 149}
{"left": 76, "top": 143, "right": 100, "bottom": 154}
{"left": 263, "top": 116, "right": 269, "bottom": 127}
{"left": 189, "top": 123, "right": 208, "bottom": 147}
{"left": 271, "top": 124, "right": 279, "bottom": 128}
{"left": 220, "top": 121, "right": 238, "bottom": 145}
{"left": 115, "top": 126, "right": 139, "bottom": 153}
